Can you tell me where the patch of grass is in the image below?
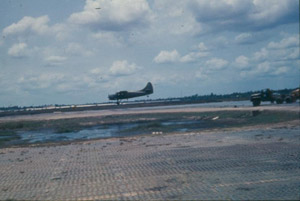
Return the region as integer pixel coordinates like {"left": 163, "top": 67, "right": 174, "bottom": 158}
{"left": 120, "top": 122, "right": 163, "bottom": 134}
{"left": 0, "top": 130, "right": 20, "bottom": 146}
{"left": 118, "top": 110, "right": 299, "bottom": 134}
{"left": 246, "top": 110, "right": 299, "bottom": 125}
{"left": 0, "top": 130, "right": 16, "bottom": 136}
{"left": 0, "top": 121, "right": 44, "bottom": 131}
{"left": 0, "top": 110, "right": 298, "bottom": 134}
{"left": 54, "top": 125, "right": 81, "bottom": 133}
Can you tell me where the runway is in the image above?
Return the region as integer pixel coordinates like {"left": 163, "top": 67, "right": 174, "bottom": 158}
{"left": 0, "top": 101, "right": 299, "bottom": 200}
{"left": 0, "top": 101, "right": 298, "bottom": 122}
{"left": 0, "top": 121, "right": 299, "bottom": 200}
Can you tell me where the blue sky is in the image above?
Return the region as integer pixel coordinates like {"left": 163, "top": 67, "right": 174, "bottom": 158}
{"left": 0, "top": 0, "right": 299, "bottom": 107}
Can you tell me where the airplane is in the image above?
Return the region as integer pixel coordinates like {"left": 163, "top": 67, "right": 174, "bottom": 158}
{"left": 108, "top": 82, "right": 153, "bottom": 105}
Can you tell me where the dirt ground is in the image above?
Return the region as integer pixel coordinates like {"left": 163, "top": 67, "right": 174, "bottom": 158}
{"left": 0, "top": 104, "right": 299, "bottom": 200}
{"left": 0, "top": 103, "right": 298, "bottom": 122}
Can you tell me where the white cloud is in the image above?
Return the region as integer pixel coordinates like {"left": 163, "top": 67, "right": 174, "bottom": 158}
{"left": 234, "top": 32, "right": 267, "bottom": 45}
{"left": 234, "top": 55, "right": 249, "bottom": 69}
{"left": 3, "top": 16, "right": 50, "bottom": 36}
{"left": 249, "top": 0, "right": 297, "bottom": 24}
{"left": 152, "top": 1, "right": 206, "bottom": 36}
{"left": 51, "top": 23, "right": 70, "bottom": 41}
{"left": 155, "top": 43, "right": 210, "bottom": 64}
{"left": 256, "top": 61, "right": 271, "bottom": 73}
{"left": 253, "top": 48, "right": 268, "bottom": 61}
{"left": 2, "top": 15, "right": 70, "bottom": 41}
{"left": 251, "top": 35, "right": 299, "bottom": 63}
{"left": 168, "top": 16, "right": 205, "bottom": 36}
{"left": 8, "top": 42, "right": 28, "bottom": 57}
{"left": 197, "top": 42, "right": 208, "bottom": 51}
{"left": 90, "top": 68, "right": 102, "bottom": 75}
{"left": 45, "top": 55, "right": 67, "bottom": 66}
{"left": 241, "top": 61, "right": 271, "bottom": 78}
{"left": 18, "top": 73, "right": 65, "bottom": 90}
{"left": 241, "top": 61, "right": 292, "bottom": 78}
{"left": 109, "top": 60, "right": 140, "bottom": 75}
{"left": 211, "top": 36, "right": 229, "bottom": 48}
{"left": 285, "top": 48, "right": 299, "bottom": 60}
{"left": 68, "top": 0, "right": 152, "bottom": 31}
{"left": 88, "top": 68, "right": 110, "bottom": 84}
{"left": 235, "top": 33, "right": 252, "bottom": 44}
{"left": 205, "top": 57, "right": 228, "bottom": 70}
{"left": 189, "top": 0, "right": 298, "bottom": 32}
{"left": 65, "top": 42, "right": 93, "bottom": 57}
{"left": 180, "top": 52, "right": 209, "bottom": 63}
{"left": 154, "top": 49, "right": 180, "bottom": 64}
{"left": 267, "top": 35, "right": 298, "bottom": 49}
{"left": 271, "top": 66, "right": 289, "bottom": 75}
{"left": 180, "top": 42, "right": 210, "bottom": 63}
{"left": 195, "top": 69, "right": 209, "bottom": 80}
{"left": 92, "top": 32, "right": 123, "bottom": 46}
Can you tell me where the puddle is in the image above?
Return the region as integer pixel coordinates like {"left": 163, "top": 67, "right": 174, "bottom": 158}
{"left": 19, "top": 123, "right": 139, "bottom": 144}
{"left": 3, "top": 120, "right": 299, "bottom": 146}
{"left": 15, "top": 118, "right": 300, "bottom": 146}
{"left": 161, "top": 120, "right": 200, "bottom": 126}
{"left": 15, "top": 120, "right": 205, "bottom": 145}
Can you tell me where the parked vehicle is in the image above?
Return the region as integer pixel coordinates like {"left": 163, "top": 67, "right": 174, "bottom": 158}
{"left": 285, "top": 88, "right": 300, "bottom": 103}
{"left": 250, "top": 89, "right": 284, "bottom": 106}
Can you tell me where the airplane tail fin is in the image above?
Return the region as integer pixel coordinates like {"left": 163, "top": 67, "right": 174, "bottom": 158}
{"left": 142, "top": 82, "right": 153, "bottom": 94}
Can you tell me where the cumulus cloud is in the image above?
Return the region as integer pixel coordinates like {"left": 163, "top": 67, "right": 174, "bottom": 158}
{"left": 90, "top": 68, "right": 103, "bottom": 75}
{"left": 235, "top": 33, "right": 255, "bottom": 44}
{"left": 234, "top": 55, "right": 249, "bottom": 69}
{"left": 210, "top": 36, "right": 229, "bottom": 48}
{"left": 240, "top": 61, "right": 292, "bottom": 78}
{"left": 195, "top": 57, "right": 229, "bottom": 81}
{"left": 267, "top": 35, "right": 298, "bottom": 49}
{"left": 195, "top": 69, "right": 209, "bottom": 80}
{"left": 18, "top": 73, "right": 65, "bottom": 90}
{"left": 234, "top": 32, "right": 268, "bottom": 45}
{"left": 251, "top": 35, "right": 299, "bottom": 63}
{"left": 180, "top": 52, "right": 209, "bottom": 63}
{"left": 197, "top": 42, "right": 208, "bottom": 51}
{"left": 240, "top": 61, "right": 277, "bottom": 78}
{"left": 205, "top": 57, "right": 229, "bottom": 70}
{"left": 65, "top": 43, "right": 93, "bottom": 57}
{"left": 239, "top": 35, "right": 298, "bottom": 79}
{"left": 271, "top": 66, "right": 289, "bottom": 75}
{"left": 109, "top": 60, "right": 140, "bottom": 76}
{"left": 68, "top": 0, "right": 152, "bottom": 31}
{"left": 285, "top": 48, "right": 299, "bottom": 60}
{"left": 45, "top": 55, "right": 67, "bottom": 66}
{"left": 189, "top": 0, "right": 298, "bottom": 32}
{"left": 256, "top": 61, "right": 271, "bottom": 73}
{"left": 88, "top": 68, "right": 111, "bottom": 84}
{"left": 8, "top": 42, "right": 28, "bottom": 57}
{"left": 180, "top": 43, "right": 209, "bottom": 63}
{"left": 155, "top": 43, "right": 210, "bottom": 64}
{"left": 2, "top": 15, "right": 69, "bottom": 40}
{"left": 154, "top": 50, "right": 180, "bottom": 64}
{"left": 17, "top": 72, "right": 100, "bottom": 93}
{"left": 253, "top": 48, "right": 269, "bottom": 61}
{"left": 92, "top": 32, "right": 123, "bottom": 46}
{"left": 3, "top": 16, "right": 50, "bottom": 36}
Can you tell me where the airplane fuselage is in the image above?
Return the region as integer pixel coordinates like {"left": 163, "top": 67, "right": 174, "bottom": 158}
{"left": 108, "top": 82, "right": 153, "bottom": 102}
